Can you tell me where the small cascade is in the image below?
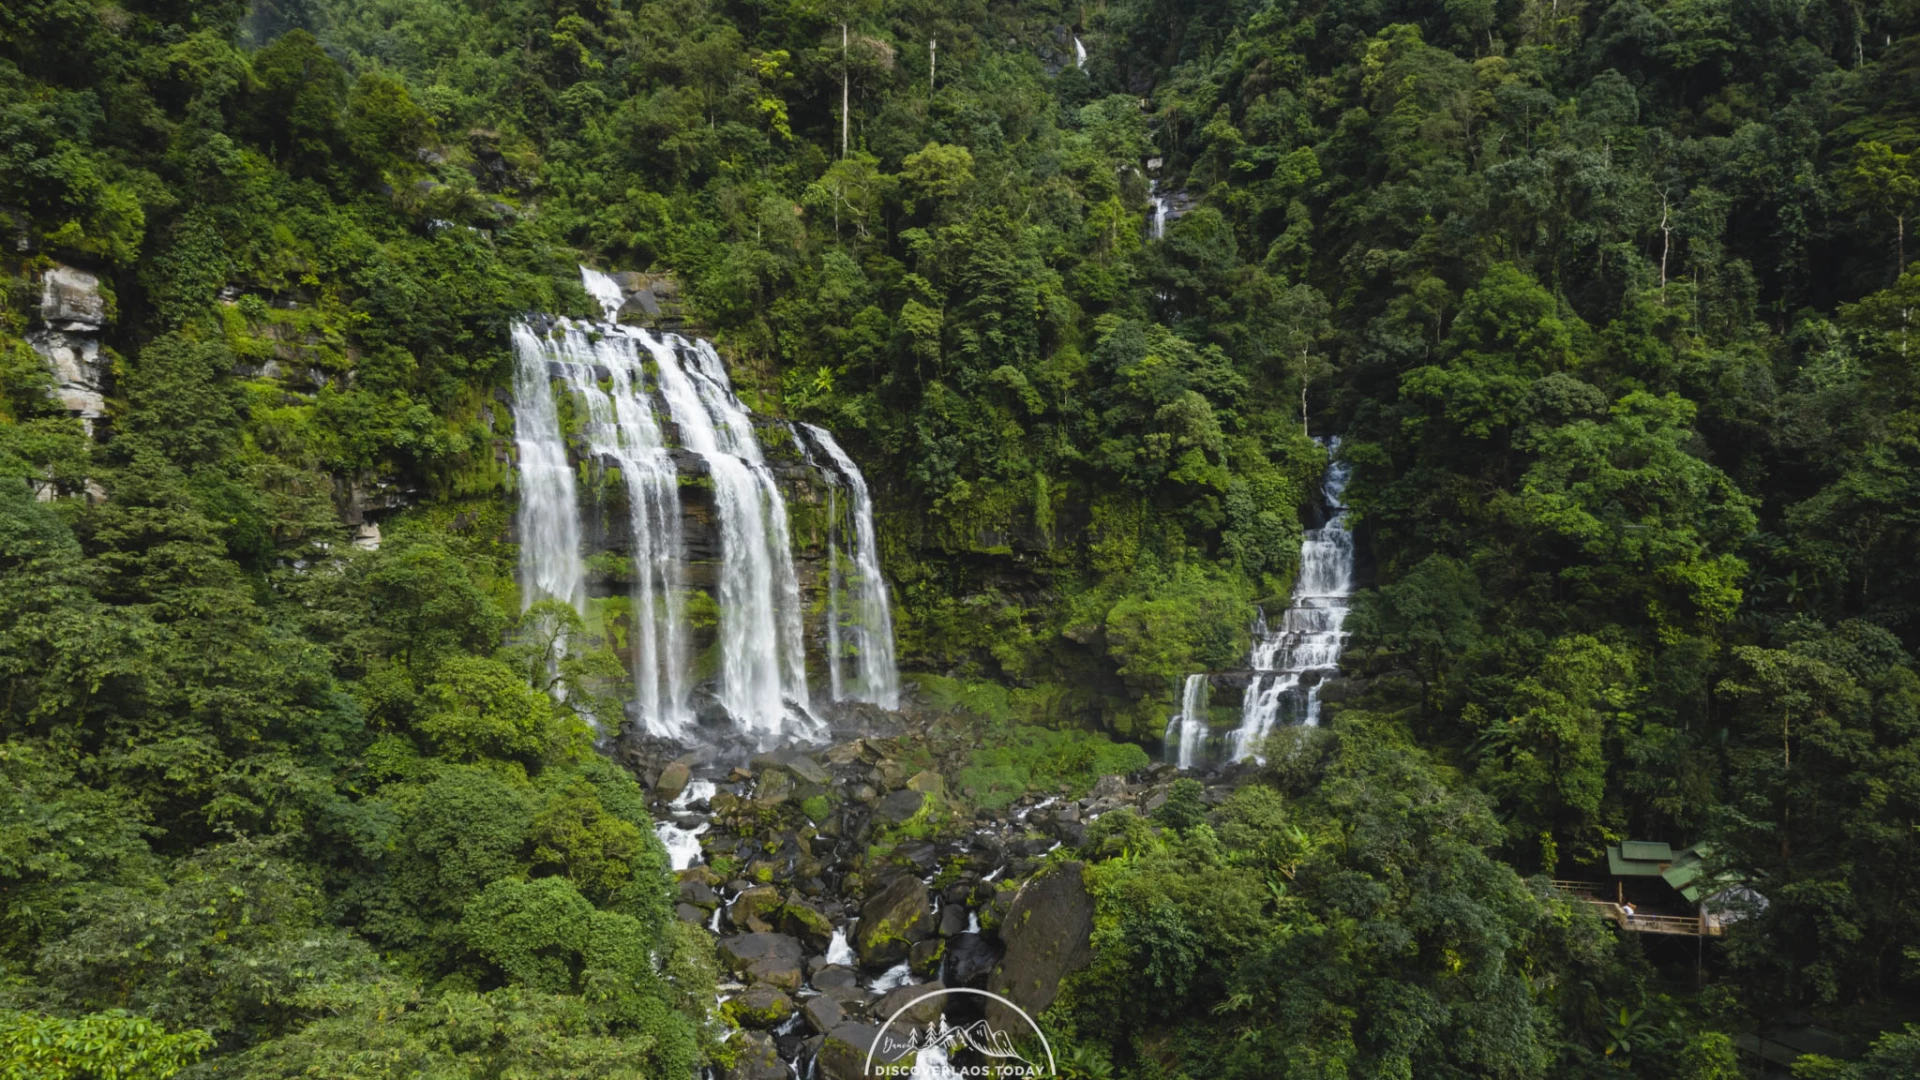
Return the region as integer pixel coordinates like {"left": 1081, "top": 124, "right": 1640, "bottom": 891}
{"left": 1148, "top": 182, "right": 1169, "bottom": 241}
{"left": 1163, "top": 673, "right": 1210, "bottom": 769}
{"left": 825, "top": 927, "right": 856, "bottom": 967}
{"left": 507, "top": 266, "right": 901, "bottom": 746}
{"left": 803, "top": 424, "right": 900, "bottom": 709}
{"left": 1073, "top": 35, "right": 1087, "bottom": 67}
{"left": 1230, "top": 440, "right": 1353, "bottom": 761}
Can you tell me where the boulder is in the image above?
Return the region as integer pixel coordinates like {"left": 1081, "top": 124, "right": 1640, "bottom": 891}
{"left": 726, "top": 984, "right": 795, "bottom": 1029}
{"left": 854, "top": 875, "right": 935, "bottom": 967}
{"left": 803, "top": 993, "right": 845, "bottom": 1034}
{"left": 654, "top": 761, "right": 691, "bottom": 804}
{"left": 731, "top": 886, "right": 783, "bottom": 934}
{"left": 938, "top": 904, "right": 970, "bottom": 937}
{"left": 873, "top": 979, "right": 946, "bottom": 1027}
{"left": 894, "top": 840, "right": 938, "bottom": 873}
{"left": 678, "top": 878, "right": 719, "bottom": 908}
{"left": 812, "top": 965, "right": 859, "bottom": 992}
{"left": 718, "top": 933, "right": 805, "bottom": 990}
{"left": 756, "top": 768, "right": 795, "bottom": 806}
{"left": 723, "top": 1030, "right": 787, "bottom": 1080}
{"left": 941, "top": 932, "right": 1001, "bottom": 988}
{"left": 874, "top": 788, "right": 925, "bottom": 826}
{"left": 778, "top": 896, "right": 835, "bottom": 952}
{"left": 818, "top": 1022, "right": 883, "bottom": 1080}
{"left": 987, "top": 862, "right": 1094, "bottom": 1035}
{"left": 38, "top": 266, "right": 106, "bottom": 329}
{"left": 910, "top": 936, "right": 945, "bottom": 976}
{"left": 787, "top": 754, "right": 832, "bottom": 785}
{"left": 906, "top": 770, "right": 944, "bottom": 796}
{"left": 676, "top": 903, "right": 709, "bottom": 925}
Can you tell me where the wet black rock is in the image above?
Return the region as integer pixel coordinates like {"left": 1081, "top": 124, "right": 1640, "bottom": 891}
{"left": 987, "top": 862, "right": 1094, "bottom": 1034}
{"left": 941, "top": 932, "right": 1002, "bottom": 988}
{"left": 853, "top": 874, "right": 935, "bottom": 967}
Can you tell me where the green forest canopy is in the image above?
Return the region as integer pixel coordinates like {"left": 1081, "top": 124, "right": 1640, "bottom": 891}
{"left": 4, "top": 0, "right": 1920, "bottom": 1076}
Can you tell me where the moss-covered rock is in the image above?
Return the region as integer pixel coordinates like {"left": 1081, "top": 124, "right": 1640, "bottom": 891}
{"left": 853, "top": 874, "right": 934, "bottom": 967}
{"left": 725, "top": 984, "right": 795, "bottom": 1029}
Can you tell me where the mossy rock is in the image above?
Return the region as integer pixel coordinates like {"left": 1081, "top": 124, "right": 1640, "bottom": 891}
{"left": 854, "top": 874, "right": 935, "bottom": 966}
{"left": 725, "top": 984, "right": 795, "bottom": 1029}
{"left": 777, "top": 896, "right": 834, "bottom": 952}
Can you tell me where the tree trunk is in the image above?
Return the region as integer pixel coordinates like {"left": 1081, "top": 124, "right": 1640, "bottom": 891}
{"left": 841, "top": 23, "right": 850, "bottom": 159}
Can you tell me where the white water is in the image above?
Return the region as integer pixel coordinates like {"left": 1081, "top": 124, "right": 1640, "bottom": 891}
{"left": 512, "top": 268, "right": 899, "bottom": 744}
{"left": 1073, "top": 35, "right": 1087, "bottom": 67}
{"left": 515, "top": 321, "right": 691, "bottom": 735}
{"left": 803, "top": 424, "right": 900, "bottom": 708}
{"left": 673, "top": 779, "right": 717, "bottom": 810}
{"left": 1164, "top": 672, "right": 1210, "bottom": 769}
{"left": 912, "top": 1047, "right": 954, "bottom": 1078}
{"left": 511, "top": 324, "right": 587, "bottom": 618}
{"left": 825, "top": 927, "right": 856, "bottom": 967}
{"left": 636, "top": 325, "right": 815, "bottom": 740}
{"left": 871, "top": 962, "right": 914, "bottom": 993}
{"left": 656, "top": 817, "right": 709, "bottom": 871}
{"left": 1231, "top": 440, "right": 1353, "bottom": 760}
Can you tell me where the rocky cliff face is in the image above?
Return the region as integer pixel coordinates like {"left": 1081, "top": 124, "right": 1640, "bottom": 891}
{"left": 29, "top": 264, "right": 110, "bottom": 428}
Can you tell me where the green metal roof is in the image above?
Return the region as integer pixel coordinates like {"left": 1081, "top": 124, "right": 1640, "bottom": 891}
{"left": 1607, "top": 844, "right": 1668, "bottom": 876}
{"left": 1620, "top": 840, "right": 1674, "bottom": 861}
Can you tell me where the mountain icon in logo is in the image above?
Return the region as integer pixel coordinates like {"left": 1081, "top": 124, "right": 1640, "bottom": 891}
{"left": 880, "top": 1018, "right": 1031, "bottom": 1064}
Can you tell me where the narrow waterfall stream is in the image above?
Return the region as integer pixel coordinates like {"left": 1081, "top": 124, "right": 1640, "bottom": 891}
{"left": 1230, "top": 440, "right": 1353, "bottom": 761}
{"left": 510, "top": 323, "right": 587, "bottom": 617}
{"left": 1163, "top": 673, "right": 1209, "bottom": 769}
{"left": 803, "top": 424, "right": 900, "bottom": 709}
{"left": 509, "top": 267, "right": 900, "bottom": 745}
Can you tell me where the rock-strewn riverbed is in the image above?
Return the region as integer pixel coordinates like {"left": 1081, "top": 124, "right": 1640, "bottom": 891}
{"left": 620, "top": 719, "right": 1236, "bottom": 1080}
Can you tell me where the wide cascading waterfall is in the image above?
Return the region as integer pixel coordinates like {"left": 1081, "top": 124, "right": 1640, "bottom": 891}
{"left": 509, "top": 266, "right": 901, "bottom": 744}
{"left": 802, "top": 423, "right": 900, "bottom": 709}
{"left": 1230, "top": 440, "right": 1353, "bottom": 761}
{"left": 510, "top": 323, "right": 587, "bottom": 617}
{"left": 636, "top": 329, "right": 815, "bottom": 738}
{"left": 1163, "top": 673, "right": 1210, "bottom": 769}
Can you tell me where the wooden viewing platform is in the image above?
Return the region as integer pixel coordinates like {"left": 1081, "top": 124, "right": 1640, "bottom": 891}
{"left": 1548, "top": 880, "right": 1726, "bottom": 937}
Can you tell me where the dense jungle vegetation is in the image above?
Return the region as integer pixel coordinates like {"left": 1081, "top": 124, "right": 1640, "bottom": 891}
{"left": 5, "top": 0, "right": 1920, "bottom": 1075}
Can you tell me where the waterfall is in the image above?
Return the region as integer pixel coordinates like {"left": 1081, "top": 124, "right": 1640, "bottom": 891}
{"left": 511, "top": 321, "right": 690, "bottom": 734}
{"left": 632, "top": 327, "right": 814, "bottom": 740}
{"left": 1164, "top": 673, "right": 1210, "bottom": 769}
{"left": 1149, "top": 185, "right": 1168, "bottom": 241}
{"left": 1074, "top": 35, "right": 1087, "bottom": 68}
{"left": 510, "top": 323, "right": 587, "bottom": 617}
{"left": 507, "top": 265, "right": 903, "bottom": 745}
{"left": 802, "top": 424, "right": 900, "bottom": 709}
{"left": 1230, "top": 440, "right": 1353, "bottom": 761}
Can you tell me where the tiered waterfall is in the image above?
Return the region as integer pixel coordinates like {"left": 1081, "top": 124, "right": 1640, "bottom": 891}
{"left": 1230, "top": 440, "right": 1353, "bottom": 760}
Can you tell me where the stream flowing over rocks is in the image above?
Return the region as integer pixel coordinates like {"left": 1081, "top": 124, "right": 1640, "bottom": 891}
{"left": 625, "top": 724, "right": 1240, "bottom": 1080}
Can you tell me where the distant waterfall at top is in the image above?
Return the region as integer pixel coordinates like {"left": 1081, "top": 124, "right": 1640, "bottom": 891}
{"left": 1229, "top": 440, "right": 1353, "bottom": 761}
{"left": 507, "top": 266, "right": 901, "bottom": 744}
{"left": 803, "top": 424, "right": 900, "bottom": 709}
{"left": 1074, "top": 35, "right": 1087, "bottom": 67}
{"left": 1163, "top": 673, "right": 1209, "bottom": 770}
